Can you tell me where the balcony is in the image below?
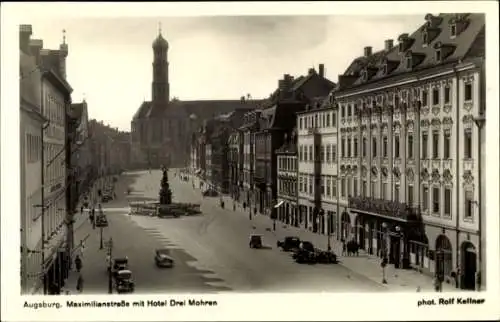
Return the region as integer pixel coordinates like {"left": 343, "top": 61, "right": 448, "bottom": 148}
{"left": 348, "top": 196, "right": 420, "bottom": 222}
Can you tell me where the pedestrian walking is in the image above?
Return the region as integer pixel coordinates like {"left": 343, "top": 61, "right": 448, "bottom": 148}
{"left": 80, "top": 205, "right": 84, "bottom": 213}
{"left": 76, "top": 275, "right": 84, "bottom": 293}
{"left": 75, "top": 255, "right": 82, "bottom": 272}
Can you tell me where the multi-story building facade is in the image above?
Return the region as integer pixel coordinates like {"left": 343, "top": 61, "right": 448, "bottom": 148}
{"left": 276, "top": 130, "right": 299, "bottom": 226}
{"left": 254, "top": 67, "right": 335, "bottom": 218}
{"left": 239, "top": 110, "right": 261, "bottom": 209}
{"left": 20, "top": 26, "right": 44, "bottom": 294}
{"left": 333, "top": 13, "right": 485, "bottom": 290}
{"left": 19, "top": 25, "right": 74, "bottom": 294}
{"left": 228, "top": 129, "right": 243, "bottom": 200}
{"left": 296, "top": 94, "right": 339, "bottom": 237}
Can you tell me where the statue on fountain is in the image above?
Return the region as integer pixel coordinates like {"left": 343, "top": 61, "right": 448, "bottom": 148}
{"left": 159, "top": 167, "right": 172, "bottom": 205}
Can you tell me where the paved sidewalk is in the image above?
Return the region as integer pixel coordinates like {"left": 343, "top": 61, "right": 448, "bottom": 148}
{"left": 191, "top": 175, "right": 455, "bottom": 293}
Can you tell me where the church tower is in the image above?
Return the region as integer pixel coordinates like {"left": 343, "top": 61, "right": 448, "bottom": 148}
{"left": 152, "top": 23, "right": 170, "bottom": 104}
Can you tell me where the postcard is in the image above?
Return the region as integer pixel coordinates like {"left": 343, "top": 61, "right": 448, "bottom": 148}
{"left": 1, "top": 1, "right": 499, "bottom": 321}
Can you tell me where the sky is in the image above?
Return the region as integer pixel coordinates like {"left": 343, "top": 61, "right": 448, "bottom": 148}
{"left": 25, "top": 14, "right": 426, "bottom": 131}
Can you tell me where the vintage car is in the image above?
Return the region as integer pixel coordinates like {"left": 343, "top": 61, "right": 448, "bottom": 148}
{"left": 249, "top": 234, "right": 263, "bottom": 249}
{"left": 111, "top": 257, "right": 129, "bottom": 276}
{"left": 277, "top": 236, "right": 301, "bottom": 252}
{"left": 115, "top": 270, "right": 134, "bottom": 293}
{"left": 315, "top": 251, "right": 338, "bottom": 264}
{"left": 95, "top": 215, "right": 108, "bottom": 228}
{"left": 294, "top": 248, "right": 317, "bottom": 264}
{"left": 292, "top": 241, "right": 315, "bottom": 259}
{"left": 155, "top": 248, "right": 175, "bottom": 268}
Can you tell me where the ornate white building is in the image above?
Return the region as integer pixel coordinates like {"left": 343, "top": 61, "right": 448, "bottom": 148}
{"left": 332, "top": 13, "right": 485, "bottom": 290}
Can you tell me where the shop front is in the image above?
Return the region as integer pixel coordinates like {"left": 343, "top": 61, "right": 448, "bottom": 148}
{"left": 349, "top": 196, "right": 426, "bottom": 270}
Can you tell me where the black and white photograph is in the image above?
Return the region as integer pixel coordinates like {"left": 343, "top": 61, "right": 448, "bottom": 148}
{"left": 2, "top": 1, "right": 499, "bottom": 321}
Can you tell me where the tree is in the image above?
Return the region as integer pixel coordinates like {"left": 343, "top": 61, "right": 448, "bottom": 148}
{"left": 159, "top": 168, "right": 172, "bottom": 204}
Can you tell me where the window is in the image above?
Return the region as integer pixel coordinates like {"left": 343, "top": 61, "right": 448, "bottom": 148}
{"left": 432, "top": 131, "right": 439, "bottom": 159}
{"left": 443, "top": 131, "right": 451, "bottom": 159}
{"left": 320, "top": 145, "right": 325, "bottom": 162}
{"left": 353, "top": 179, "right": 358, "bottom": 196}
{"left": 444, "top": 87, "right": 451, "bottom": 104}
{"left": 341, "top": 139, "right": 345, "bottom": 158}
{"left": 444, "top": 188, "right": 452, "bottom": 216}
{"left": 432, "top": 88, "right": 440, "bottom": 105}
{"left": 422, "top": 133, "right": 428, "bottom": 159}
{"left": 406, "top": 57, "right": 412, "bottom": 69}
{"left": 353, "top": 138, "right": 358, "bottom": 157}
{"left": 362, "top": 181, "right": 367, "bottom": 197}
{"left": 370, "top": 182, "right": 376, "bottom": 198}
{"left": 372, "top": 137, "right": 377, "bottom": 158}
{"left": 394, "top": 136, "right": 400, "bottom": 158}
{"left": 407, "top": 134, "right": 414, "bottom": 159}
{"left": 341, "top": 178, "right": 346, "bottom": 198}
{"left": 299, "top": 146, "right": 303, "bottom": 161}
{"left": 450, "top": 24, "right": 457, "bottom": 37}
{"left": 347, "top": 138, "right": 352, "bottom": 157}
{"left": 407, "top": 185, "right": 414, "bottom": 205}
{"left": 362, "top": 138, "right": 367, "bottom": 157}
{"left": 464, "top": 189, "right": 473, "bottom": 219}
{"left": 422, "top": 186, "right": 429, "bottom": 211}
{"left": 332, "top": 179, "right": 337, "bottom": 198}
{"left": 326, "top": 145, "right": 331, "bottom": 163}
{"left": 383, "top": 136, "right": 388, "bottom": 157}
{"left": 464, "top": 130, "right": 472, "bottom": 159}
{"left": 394, "top": 184, "right": 400, "bottom": 203}
{"left": 347, "top": 105, "right": 352, "bottom": 117}
{"left": 299, "top": 176, "right": 303, "bottom": 192}
{"left": 321, "top": 177, "right": 325, "bottom": 195}
{"left": 432, "top": 187, "right": 440, "bottom": 214}
{"left": 326, "top": 177, "right": 331, "bottom": 196}
{"left": 436, "top": 49, "right": 442, "bottom": 62}
{"left": 332, "top": 144, "right": 337, "bottom": 161}
{"left": 309, "top": 145, "right": 313, "bottom": 162}
{"left": 347, "top": 178, "right": 352, "bottom": 197}
{"left": 382, "top": 183, "right": 387, "bottom": 200}
{"left": 422, "top": 90, "right": 428, "bottom": 106}
{"left": 309, "top": 176, "right": 313, "bottom": 195}
{"left": 326, "top": 114, "right": 330, "bottom": 127}
{"left": 341, "top": 106, "right": 345, "bottom": 118}
{"left": 465, "top": 83, "right": 472, "bottom": 101}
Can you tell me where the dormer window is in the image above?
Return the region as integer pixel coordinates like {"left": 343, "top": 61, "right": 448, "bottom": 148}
{"left": 405, "top": 57, "right": 412, "bottom": 69}
{"left": 450, "top": 24, "right": 457, "bottom": 38}
{"left": 435, "top": 49, "right": 442, "bottom": 62}
{"left": 398, "top": 42, "right": 404, "bottom": 53}
{"left": 361, "top": 69, "right": 367, "bottom": 81}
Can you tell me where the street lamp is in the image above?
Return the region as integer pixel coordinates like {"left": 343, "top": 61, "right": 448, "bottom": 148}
{"left": 381, "top": 222, "right": 388, "bottom": 284}
{"left": 474, "top": 112, "right": 485, "bottom": 292}
{"left": 326, "top": 210, "right": 332, "bottom": 251}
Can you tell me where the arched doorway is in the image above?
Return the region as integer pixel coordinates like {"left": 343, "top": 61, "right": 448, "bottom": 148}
{"left": 461, "top": 241, "right": 477, "bottom": 290}
{"left": 355, "top": 215, "right": 365, "bottom": 249}
{"left": 435, "top": 235, "right": 453, "bottom": 281}
{"left": 341, "top": 211, "right": 351, "bottom": 241}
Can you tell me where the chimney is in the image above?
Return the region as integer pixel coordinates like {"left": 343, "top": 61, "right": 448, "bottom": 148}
{"left": 384, "top": 39, "right": 394, "bottom": 51}
{"left": 29, "top": 39, "right": 44, "bottom": 64}
{"left": 364, "top": 46, "right": 372, "bottom": 57}
{"left": 19, "top": 24, "right": 33, "bottom": 53}
{"left": 318, "top": 64, "right": 325, "bottom": 78}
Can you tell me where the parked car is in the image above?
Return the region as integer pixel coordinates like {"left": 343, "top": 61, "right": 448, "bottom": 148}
{"left": 315, "top": 251, "right": 338, "bottom": 264}
{"left": 277, "top": 236, "right": 301, "bottom": 252}
{"left": 294, "top": 248, "right": 317, "bottom": 264}
{"left": 96, "top": 215, "right": 108, "bottom": 228}
{"left": 292, "top": 241, "right": 315, "bottom": 259}
{"left": 115, "top": 270, "right": 134, "bottom": 293}
{"left": 155, "top": 248, "right": 175, "bottom": 268}
{"left": 111, "top": 257, "right": 129, "bottom": 276}
{"left": 249, "top": 234, "right": 263, "bottom": 249}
